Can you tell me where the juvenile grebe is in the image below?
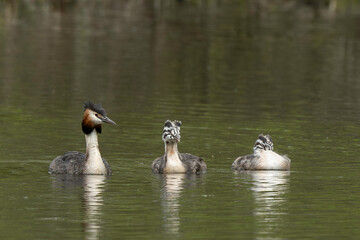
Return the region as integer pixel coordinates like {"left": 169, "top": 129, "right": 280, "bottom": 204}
{"left": 49, "top": 101, "right": 116, "bottom": 175}
{"left": 152, "top": 120, "right": 207, "bottom": 174}
{"left": 232, "top": 134, "right": 290, "bottom": 171}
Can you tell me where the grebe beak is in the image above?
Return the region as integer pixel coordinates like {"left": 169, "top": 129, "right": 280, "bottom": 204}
{"left": 101, "top": 116, "right": 116, "bottom": 125}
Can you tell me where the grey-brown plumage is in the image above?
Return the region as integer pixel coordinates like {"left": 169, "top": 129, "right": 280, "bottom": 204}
{"left": 152, "top": 120, "right": 207, "bottom": 174}
{"left": 48, "top": 101, "right": 116, "bottom": 175}
{"left": 232, "top": 134, "right": 291, "bottom": 171}
{"left": 232, "top": 154, "right": 261, "bottom": 170}
{"left": 49, "top": 151, "right": 112, "bottom": 175}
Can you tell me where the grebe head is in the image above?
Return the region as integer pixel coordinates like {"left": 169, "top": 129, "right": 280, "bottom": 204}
{"left": 253, "top": 134, "right": 273, "bottom": 151}
{"left": 162, "top": 120, "right": 181, "bottom": 144}
{"left": 82, "top": 101, "right": 116, "bottom": 134}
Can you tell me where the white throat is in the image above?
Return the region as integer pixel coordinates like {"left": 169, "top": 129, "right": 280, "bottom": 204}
{"left": 164, "top": 142, "right": 186, "bottom": 173}
{"left": 84, "top": 130, "right": 107, "bottom": 174}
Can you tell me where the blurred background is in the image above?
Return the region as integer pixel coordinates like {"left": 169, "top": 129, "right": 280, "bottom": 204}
{"left": 0, "top": 0, "right": 360, "bottom": 239}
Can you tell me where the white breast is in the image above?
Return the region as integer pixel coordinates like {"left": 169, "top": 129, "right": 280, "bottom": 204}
{"left": 164, "top": 154, "right": 186, "bottom": 173}
{"left": 85, "top": 146, "right": 107, "bottom": 174}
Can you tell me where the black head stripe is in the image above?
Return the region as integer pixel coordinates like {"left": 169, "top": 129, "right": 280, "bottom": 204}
{"left": 263, "top": 134, "right": 273, "bottom": 150}
{"left": 258, "top": 134, "right": 267, "bottom": 143}
{"left": 164, "top": 120, "right": 172, "bottom": 128}
{"left": 253, "top": 139, "right": 265, "bottom": 150}
{"left": 174, "top": 120, "right": 181, "bottom": 127}
{"left": 254, "top": 134, "right": 274, "bottom": 151}
{"left": 84, "top": 101, "right": 107, "bottom": 117}
{"left": 162, "top": 120, "right": 181, "bottom": 141}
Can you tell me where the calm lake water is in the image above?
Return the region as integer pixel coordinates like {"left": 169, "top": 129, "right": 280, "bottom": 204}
{"left": 1, "top": 1, "right": 360, "bottom": 239}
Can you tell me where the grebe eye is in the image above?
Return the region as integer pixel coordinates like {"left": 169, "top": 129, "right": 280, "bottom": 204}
{"left": 95, "top": 114, "right": 99, "bottom": 117}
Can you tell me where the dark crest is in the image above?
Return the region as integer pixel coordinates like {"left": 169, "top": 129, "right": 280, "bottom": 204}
{"left": 83, "top": 101, "right": 107, "bottom": 117}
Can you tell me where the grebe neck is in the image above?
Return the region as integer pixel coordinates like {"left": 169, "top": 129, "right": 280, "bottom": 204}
{"left": 165, "top": 142, "right": 179, "bottom": 158}
{"left": 163, "top": 142, "right": 186, "bottom": 173}
{"left": 84, "top": 130, "right": 106, "bottom": 174}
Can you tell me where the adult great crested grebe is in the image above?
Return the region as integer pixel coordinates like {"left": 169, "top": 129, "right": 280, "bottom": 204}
{"left": 152, "top": 120, "right": 207, "bottom": 174}
{"left": 49, "top": 101, "right": 116, "bottom": 175}
{"left": 232, "top": 134, "right": 290, "bottom": 171}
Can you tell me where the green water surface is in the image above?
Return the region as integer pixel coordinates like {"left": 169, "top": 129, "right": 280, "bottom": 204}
{"left": 0, "top": 1, "right": 360, "bottom": 239}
